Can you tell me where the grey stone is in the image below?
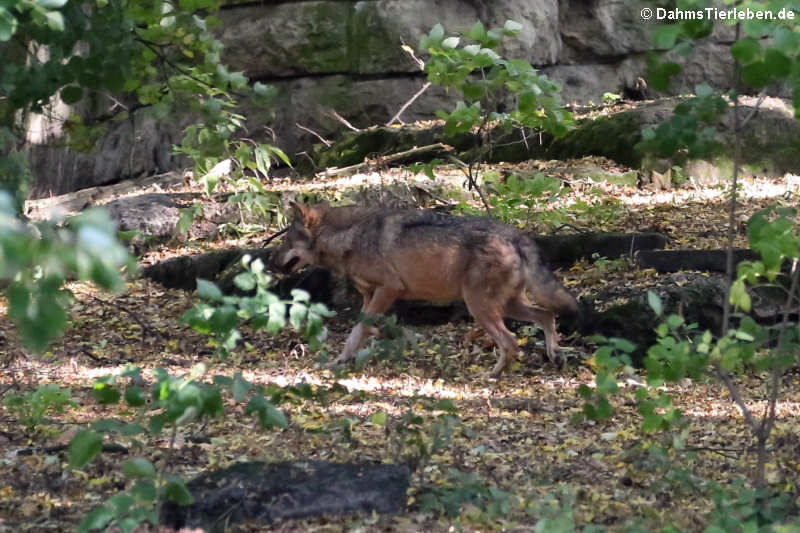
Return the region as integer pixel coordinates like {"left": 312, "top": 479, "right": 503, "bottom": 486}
{"left": 542, "top": 64, "right": 625, "bottom": 104}
{"left": 23, "top": 0, "right": 771, "bottom": 197}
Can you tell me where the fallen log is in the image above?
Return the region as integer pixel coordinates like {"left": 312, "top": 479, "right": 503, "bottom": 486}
{"left": 635, "top": 249, "right": 758, "bottom": 273}
{"left": 161, "top": 461, "right": 410, "bottom": 531}
{"left": 141, "top": 231, "right": 669, "bottom": 291}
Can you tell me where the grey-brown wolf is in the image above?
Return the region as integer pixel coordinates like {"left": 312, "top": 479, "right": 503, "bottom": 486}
{"left": 274, "top": 202, "right": 578, "bottom": 377}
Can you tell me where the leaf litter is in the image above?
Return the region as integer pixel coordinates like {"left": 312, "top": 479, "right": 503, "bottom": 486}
{"left": 0, "top": 160, "right": 799, "bottom": 531}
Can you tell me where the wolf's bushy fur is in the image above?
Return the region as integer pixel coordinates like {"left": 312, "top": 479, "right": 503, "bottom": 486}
{"left": 275, "top": 202, "right": 578, "bottom": 376}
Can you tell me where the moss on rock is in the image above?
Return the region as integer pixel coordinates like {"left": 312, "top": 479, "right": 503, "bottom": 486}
{"left": 547, "top": 111, "right": 644, "bottom": 168}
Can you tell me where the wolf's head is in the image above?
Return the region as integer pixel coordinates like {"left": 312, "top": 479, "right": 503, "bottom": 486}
{"left": 273, "top": 201, "right": 329, "bottom": 273}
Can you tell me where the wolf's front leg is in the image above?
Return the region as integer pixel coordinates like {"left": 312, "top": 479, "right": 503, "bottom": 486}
{"left": 333, "top": 322, "right": 369, "bottom": 365}
{"left": 325, "top": 286, "right": 400, "bottom": 369}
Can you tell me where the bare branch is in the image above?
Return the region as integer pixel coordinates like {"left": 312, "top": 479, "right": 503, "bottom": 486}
{"left": 320, "top": 143, "right": 453, "bottom": 177}
{"left": 326, "top": 109, "right": 360, "bottom": 132}
{"left": 296, "top": 123, "right": 331, "bottom": 147}
{"left": 260, "top": 226, "right": 288, "bottom": 248}
{"left": 739, "top": 92, "right": 767, "bottom": 130}
{"left": 386, "top": 81, "right": 432, "bottom": 126}
{"left": 759, "top": 258, "right": 800, "bottom": 441}
{"left": 714, "top": 362, "right": 758, "bottom": 434}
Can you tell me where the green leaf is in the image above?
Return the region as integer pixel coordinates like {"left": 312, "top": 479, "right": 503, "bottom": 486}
{"left": 371, "top": 411, "right": 388, "bottom": 425}
{"left": 612, "top": 338, "right": 636, "bottom": 354}
{"left": 653, "top": 25, "right": 682, "bottom": 49}
{"left": 117, "top": 517, "right": 141, "bottom": 533}
{"left": 120, "top": 423, "right": 145, "bottom": 437}
{"left": 595, "top": 397, "right": 612, "bottom": 419}
{"left": 441, "top": 36, "right": 460, "bottom": 49}
{"left": 462, "top": 44, "right": 481, "bottom": 56}
{"left": 61, "top": 86, "right": 83, "bottom": 104}
{"left": 647, "top": 291, "right": 663, "bottom": 316}
{"left": 93, "top": 378, "right": 121, "bottom": 405}
{"left": 90, "top": 419, "right": 127, "bottom": 434}
{"left": 163, "top": 476, "right": 194, "bottom": 505}
{"left": 729, "top": 279, "right": 752, "bottom": 312}
{"left": 253, "top": 81, "right": 272, "bottom": 96}
{"left": 429, "top": 23, "right": 444, "bottom": 42}
{"left": 0, "top": 9, "right": 17, "bottom": 41}
{"left": 666, "top": 314, "right": 684, "bottom": 329}
{"left": 291, "top": 288, "right": 310, "bottom": 302}
{"left": 232, "top": 372, "right": 250, "bottom": 403}
{"left": 77, "top": 504, "right": 114, "bottom": 533}
{"left": 266, "top": 145, "right": 291, "bottom": 167}
{"left": 289, "top": 302, "right": 307, "bottom": 330}
{"left": 68, "top": 430, "right": 103, "bottom": 468}
{"left": 646, "top": 56, "right": 681, "bottom": 91}
{"left": 6, "top": 280, "right": 69, "bottom": 352}
{"left": 124, "top": 386, "right": 146, "bottom": 407}
{"left": 174, "top": 207, "right": 197, "bottom": 237}
{"left": 267, "top": 301, "right": 286, "bottom": 333}
{"left": 253, "top": 145, "right": 271, "bottom": 176}
{"left": 37, "top": 0, "right": 69, "bottom": 8}
{"left": 595, "top": 373, "right": 618, "bottom": 395}
{"left": 503, "top": 20, "right": 522, "bottom": 34}
{"left": 233, "top": 272, "right": 255, "bottom": 291}
{"left": 434, "top": 398, "right": 458, "bottom": 413}
{"left": 131, "top": 480, "right": 157, "bottom": 503}
{"left": 731, "top": 38, "right": 761, "bottom": 65}
{"left": 122, "top": 458, "right": 157, "bottom": 479}
{"left": 763, "top": 49, "right": 791, "bottom": 80}
{"left": 245, "top": 394, "right": 288, "bottom": 429}
{"left": 642, "top": 413, "right": 663, "bottom": 433}
{"left": 43, "top": 10, "right": 64, "bottom": 31}
{"left": 695, "top": 83, "right": 714, "bottom": 97}
{"left": 774, "top": 28, "right": 800, "bottom": 55}
{"left": 467, "top": 22, "right": 486, "bottom": 41}
{"left": 196, "top": 279, "right": 223, "bottom": 301}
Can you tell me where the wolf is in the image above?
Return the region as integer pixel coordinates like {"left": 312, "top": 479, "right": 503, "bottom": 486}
{"left": 274, "top": 201, "right": 578, "bottom": 377}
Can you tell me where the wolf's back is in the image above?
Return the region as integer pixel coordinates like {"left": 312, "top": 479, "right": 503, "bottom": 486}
{"left": 516, "top": 237, "right": 578, "bottom": 316}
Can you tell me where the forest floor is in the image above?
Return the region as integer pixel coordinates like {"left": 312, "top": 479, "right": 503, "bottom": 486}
{"left": 1, "top": 159, "right": 800, "bottom": 532}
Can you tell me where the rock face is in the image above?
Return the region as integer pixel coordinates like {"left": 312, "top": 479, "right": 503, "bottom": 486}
{"left": 26, "top": 0, "right": 749, "bottom": 196}
{"left": 548, "top": 97, "right": 800, "bottom": 177}
{"left": 27, "top": 113, "right": 187, "bottom": 198}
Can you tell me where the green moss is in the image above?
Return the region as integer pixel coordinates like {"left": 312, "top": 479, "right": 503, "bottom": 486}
{"left": 295, "top": 3, "right": 353, "bottom": 72}
{"left": 310, "top": 125, "right": 443, "bottom": 171}
{"left": 547, "top": 111, "right": 644, "bottom": 167}
{"left": 347, "top": 3, "right": 399, "bottom": 73}
{"left": 738, "top": 131, "right": 800, "bottom": 177}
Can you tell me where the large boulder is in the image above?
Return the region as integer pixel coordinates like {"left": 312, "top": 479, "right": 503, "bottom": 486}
{"left": 218, "top": 0, "right": 562, "bottom": 77}
{"left": 559, "top": 0, "right": 654, "bottom": 61}
{"left": 27, "top": 109, "right": 188, "bottom": 198}
{"left": 24, "top": 0, "right": 763, "bottom": 196}
{"left": 548, "top": 96, "right": 800, "bottom": 177}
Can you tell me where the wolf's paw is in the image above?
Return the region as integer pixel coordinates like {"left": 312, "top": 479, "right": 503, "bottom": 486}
{"left": 488, "top": 362, "right": 510, "bottom": 379}
{"left": 321, "top": 359, "right": 341, "bottom": 370}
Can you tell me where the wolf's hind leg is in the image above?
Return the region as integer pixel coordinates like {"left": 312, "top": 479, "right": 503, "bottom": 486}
{"left": 332, "top": 287, "right": 399, "bottom": 366}
{"left": 463, "top": 294, "right": 520, "bottom": 377}
{"left": 504, "top": 299, "right": 562, "bottom": 366}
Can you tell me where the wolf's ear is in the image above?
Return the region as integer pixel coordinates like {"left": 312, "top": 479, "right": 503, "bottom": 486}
{"left": 290, "top": 201, "right": 323, "bottom": 229}
{"left": 289, "top": 201, "right": 308, "bottom": 221}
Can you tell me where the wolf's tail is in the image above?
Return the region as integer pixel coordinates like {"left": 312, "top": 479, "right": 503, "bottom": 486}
{"left": 518, "top": 238, "right": 578, "bottom": 316}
